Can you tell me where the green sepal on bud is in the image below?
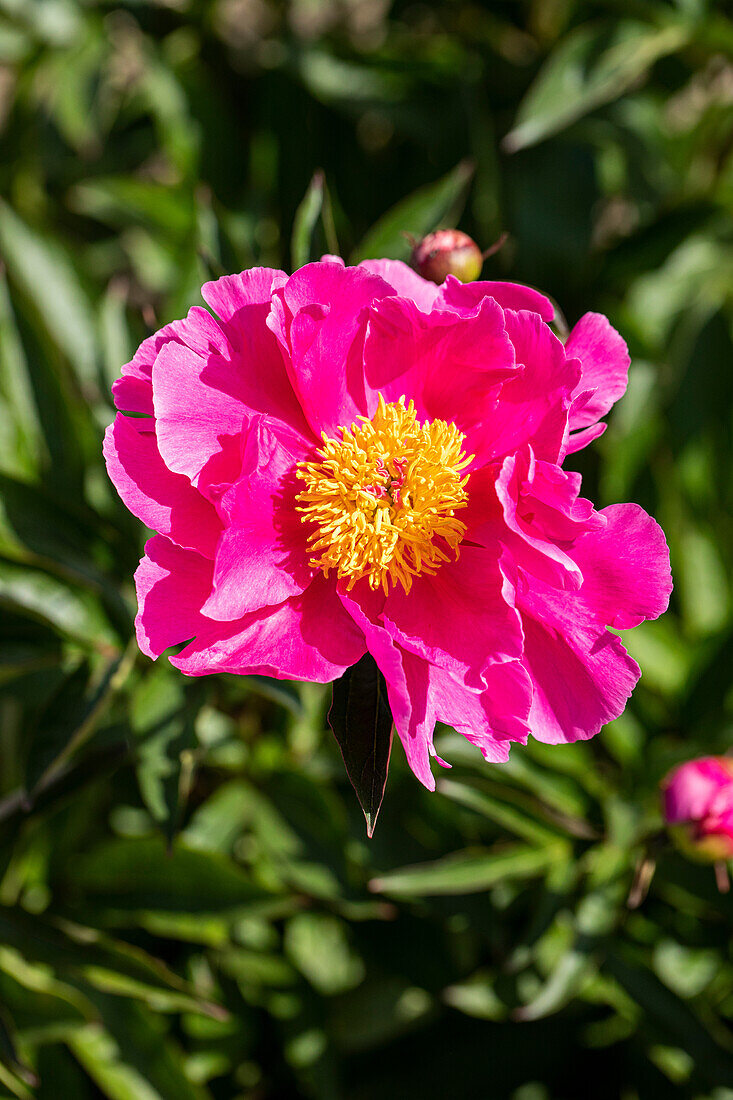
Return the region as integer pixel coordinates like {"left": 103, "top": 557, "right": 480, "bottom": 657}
{"left": 410, "top": 229, "right": 484, "bottom": 285}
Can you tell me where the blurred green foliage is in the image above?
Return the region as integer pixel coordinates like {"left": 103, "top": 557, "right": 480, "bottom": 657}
{"left": 1, "top": 0, "right": 733, "bottom": 1096}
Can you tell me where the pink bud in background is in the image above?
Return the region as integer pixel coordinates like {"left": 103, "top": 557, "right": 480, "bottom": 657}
{"left": 662, "top": 757, "right": 733, "bottom": 861}
{"left": 410, "top": 229, "right": 483, "bottom": 285}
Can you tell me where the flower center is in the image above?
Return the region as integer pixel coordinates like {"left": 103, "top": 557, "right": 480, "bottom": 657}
{"left": 296, "top": 395, "right": 472, "bottom": 594}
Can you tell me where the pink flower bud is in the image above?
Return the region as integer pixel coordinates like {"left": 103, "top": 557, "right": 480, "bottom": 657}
{"left": 411, "top": 230, "right": 483, "bottom": 285}
{"left": 662, "top": 756, "right": 733, "bottom": 861}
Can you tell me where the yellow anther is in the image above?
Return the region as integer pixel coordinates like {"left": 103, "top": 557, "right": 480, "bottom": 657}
{"left": 296, "top": 395, "right": 471, "bottom": 594}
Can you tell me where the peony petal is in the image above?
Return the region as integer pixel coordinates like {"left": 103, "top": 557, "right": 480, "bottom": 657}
{"left": 436, "top": 274, "right": 555, "bottom": 322}
{"left": 202, "top": 416, "right": 315, "bottom": 619}
{"left": 273, "top": 262, "right": 394, "bottom": 438}
{"left": 112, "top": 322, "right": 185, "bottom": 416}
{"left": 112, "top": 307, "right": 233, "bottom": 417}
{"left": 363, "top": 294, "right": 516, "bottom": 467}
{"left": 565, "top": 421, "right": 607, "bottom": 455}
{"left": 519, "top": 582, "right": 641, "bottom": 745}
{"left": 171, "top": 573, "right": 366, "bottom": 682}
{"left": 477, "top": 310, "right": 580, "bottom": 464}
{"left": 516, "top": 503, "right": 670, "bottom": 745}
{"left": 492, "top": 452, "right": 582, "bottom": 590}
{"left": 569, "top": 503, "right": 672, "bottom": 630}
{"left": 202, "top": 267, "right": 286, "bottom": 323}
{"left": 358, "top": 258, "right": 440, "bottom": 312}
{"left": 152, "top": 340, "right": 246, "bottom": 490}
{"left": 426, "top": 658, "right": 532, "bottom": 761}
{"left": 382, "top": 547, "right": 524, "bottom": 690}
{"left": 202, "top": 268, "right": 309, "bottom": 436}
{"left": 566, "top": 312, "right": 630, "bottom": 431}
{"left": 104, "top": 415, "right": 222, "bottom": 558}
{"left": 135, "top": 536, "right": 215, "bottom": 659}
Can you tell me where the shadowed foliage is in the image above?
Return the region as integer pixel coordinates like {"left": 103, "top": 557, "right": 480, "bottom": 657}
{"left": 1, "top": 0, "right": 733, "bottom": 1097}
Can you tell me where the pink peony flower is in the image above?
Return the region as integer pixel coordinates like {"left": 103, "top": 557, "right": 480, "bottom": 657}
{"left": 104, "top": 257, "right": 672, "bottom": 789}
{"left": 662, "top": 757, "right": 733, "bottom": 861}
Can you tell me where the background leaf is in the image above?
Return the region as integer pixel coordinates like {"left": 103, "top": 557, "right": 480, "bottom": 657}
{"left": 1, "top": 0, "right": 733, "bottom": 1095}
{"left": 350, "top": 161, "right": 474, "bottom": 262}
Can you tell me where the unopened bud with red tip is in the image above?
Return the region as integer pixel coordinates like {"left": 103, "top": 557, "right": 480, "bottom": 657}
{"left": 410, "top": 229, "right": 483, "bottom": 285}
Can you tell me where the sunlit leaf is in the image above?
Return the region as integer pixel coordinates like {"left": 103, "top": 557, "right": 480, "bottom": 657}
{"left": 350, "top": 161, "right": 474, "bottom": 262}
{"left": 503, "top": 21, "right": 690, "bottom": 152}
{"left": 0, "top": 201, "right": 97, "bottom": 386}
{"left": 369, "top": 842, "right": 568, "bottom": 898}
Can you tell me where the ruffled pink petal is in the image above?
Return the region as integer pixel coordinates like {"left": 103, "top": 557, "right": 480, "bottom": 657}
{"left": 338, "top": 584, "right": 435, "bottom": 790}
{"left": 490, "top": 448, "right": 607, "bottom": 591}
{"left": 151, "top": 299, "right": 310, "bottom": 496}
{"left": 518, "top": 581, "right": 641, "bottom": 745}
{"left": 477, "top": 310, "right": 580, "bottom": 465}
{"left": 152, "top": 340, "right": 246, "bottom": 491}
{"left": 382, "top": 547, "right": 524, "bottom": 691}
{"left": 112, "top": 306, "right": 240, "bottom": 417}
{"left": 270, "top": 262, "right": 394, "bottom": 438}
{"left": 358, "top": 258, "right": 440, "bottom": 313}
{"left": 494, "top": 452, "right": 583, "bottom": 590}
{"left": 112, "top": 322, "right": 186, "bottom": 416}
{"left": 202, "top": 416, "right": 314, "bottom": 619}
{"left": 103, "top": 415, "right": 221, "bottom": 558}
{"left": 521, "top": 458, "right": 602, "bottom": 540}
{"left": 363, "top": 295, "right": 516, "bottom": 467}
{"left": 171, "top": 573, "right": 366, "bottom": 682}
{"left": 566, "top": 312, "right": 630, "bottom": 432}
{"left": 565, "top": 421, "right": 607, "bottom": 455}
{"left": 435, "top": 275, "right": 555, "bottom": 322}
{"left": 569, "top": 503, "right": 672, "bottom": 630}
{"left": 427, "top": 658, "right": 532, "bottom": 761}
{"left": 515, "top": 503, "right": 670, "bottom": 744}
{"left": 202, "top": 267, "right": 286, "bottom": 323}
{"left": 202, "top": 268, "right": 309, "bottom": 437}
{"left": 135, "top": 536, "right": 215, "bottom": 658}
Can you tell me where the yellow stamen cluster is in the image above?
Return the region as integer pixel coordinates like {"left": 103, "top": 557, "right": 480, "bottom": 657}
{"left": 296, "top": 395, "right": 472, "bottom": 594}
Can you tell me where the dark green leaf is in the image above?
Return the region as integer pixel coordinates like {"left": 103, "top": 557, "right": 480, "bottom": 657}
{"left": 66, "top": 838, "right": 276, "bottom": 915}
{"left": 329, "top": 654, "right": 393, "bottom": 837}
{"left": 606, "top": 948, "right": 733, "bottom": 1088}
{"left": 0, "top": 908, "right": 216, "bottom": 1015}
{"left": 68, "top": 995, "right": 211, "bottom": 1100}
{"left": 0, "top": 1010, "right": 37, "bottom": 1090}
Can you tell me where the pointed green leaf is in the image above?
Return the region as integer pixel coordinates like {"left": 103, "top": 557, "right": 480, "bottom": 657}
{"left": 503, "top": 21, "right": 690, "bottom": 153}
{"left": 292, "top": 171, "right": 323, "bottom": 270}
{"left": 350, "top": 161, "right": 474, "bottom": 263}
{"left": 369, "top": 842, "right": 567, "bottom": 897}
{"left": 0, "top": 200, "right": 97, "bottom": 385}
{"left": 329, "top": 654, "right": 393, "bottom": 837}
{"left": 291, "top": 170, "right": 339, "bottom": 269}
{"left": 0, "top": 1010, "right": 37, "bottom": 1090}
{"left": 0, "top": 909, "right": 214, "bottom": 1014}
